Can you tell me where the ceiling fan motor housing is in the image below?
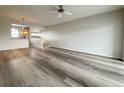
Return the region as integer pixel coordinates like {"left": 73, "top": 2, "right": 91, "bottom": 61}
{"left": 58, "top": 5, "right": 64, "bottom": 13}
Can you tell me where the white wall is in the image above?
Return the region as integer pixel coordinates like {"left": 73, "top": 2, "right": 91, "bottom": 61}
{"left": 0, "top": 17, "right": 29, "bottom": 50}
{"left": 43, "top": 9, "right": 124, "bottom": 59}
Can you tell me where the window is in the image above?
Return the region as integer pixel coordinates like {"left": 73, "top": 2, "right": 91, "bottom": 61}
{"left": 11, "top": 24, "right": 29, "bottom": 39}
{"left": 11, "top": 26, "right": 19, "bottom": 38}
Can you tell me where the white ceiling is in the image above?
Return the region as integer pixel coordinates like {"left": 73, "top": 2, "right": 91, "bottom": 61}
{"left": 0, "top": 5, "right": 124, "bottom": 26}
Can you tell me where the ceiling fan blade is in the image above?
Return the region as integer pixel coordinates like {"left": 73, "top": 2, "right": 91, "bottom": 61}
{"left": 54, "top": 5, "right": 59, "bottom": 9}
{"left": 64, "top": 11, "right": 72, "bottom": 16}
{"left": 58, "top": 13, "right": 62, "bottom": 18}
{"left": 48, "top": 11, "right": 57, "bottom": 13}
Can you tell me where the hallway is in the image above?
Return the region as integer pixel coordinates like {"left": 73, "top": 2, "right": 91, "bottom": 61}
{"left": 0, "top": 48, "right": 124, "bottom": 87}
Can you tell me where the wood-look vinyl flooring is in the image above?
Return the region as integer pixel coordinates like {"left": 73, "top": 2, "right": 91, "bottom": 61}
{"left": 0, "top": 48, "right": 74, "bottom": 87}
{"left": 0, "top": 47, "right": 124, "bottom": 87}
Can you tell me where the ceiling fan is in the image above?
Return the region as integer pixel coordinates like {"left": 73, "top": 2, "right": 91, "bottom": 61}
{"left": 49, "top": 5, "right": 72, "bottom": 18}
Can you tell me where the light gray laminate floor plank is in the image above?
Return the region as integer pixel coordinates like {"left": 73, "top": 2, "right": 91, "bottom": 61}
{"left": 33, "top": 48, "right": 124, "bottom": 86}
{"left": 0, "top": 48, "right": 71, "bottom": 87}
{"left": 0, "top": 47, "right": 124, "bottom": 87}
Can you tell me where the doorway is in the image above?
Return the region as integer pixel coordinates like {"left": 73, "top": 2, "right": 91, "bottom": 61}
{"left": 30, "top": 31, "right": 43, "bottom": 48}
